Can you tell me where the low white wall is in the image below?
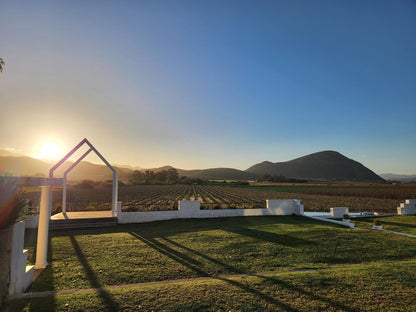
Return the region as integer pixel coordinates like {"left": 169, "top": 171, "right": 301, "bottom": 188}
{"left": 118, "top": 199, "right": 303, "bottom": 224}
{"left": 9, "top": 221, "right": 34, "bottom": 296}
{"left": 397, "top": 199, "right": 416, "bottom": 215}
{"left": 118, "top": 210, "right": 180, "bottom": 224}
{"left": 330, "top": 207, "right": 349, "bottom": 218}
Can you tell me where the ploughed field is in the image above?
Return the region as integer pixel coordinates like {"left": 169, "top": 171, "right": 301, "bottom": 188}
{"left": 22, "top": 183, "right": 416, "bottom": 214}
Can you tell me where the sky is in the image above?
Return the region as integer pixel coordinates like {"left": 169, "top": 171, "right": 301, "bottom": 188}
{"left": 1, "top": 0, "right": 415, "bottom": 174}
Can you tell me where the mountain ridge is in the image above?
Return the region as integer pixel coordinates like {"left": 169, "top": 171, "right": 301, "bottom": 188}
{"left": 0, "top": 149, "right": 384, "bottom": 182}
{"left": 245, "top": 150, "right": 384, "bottom": 182}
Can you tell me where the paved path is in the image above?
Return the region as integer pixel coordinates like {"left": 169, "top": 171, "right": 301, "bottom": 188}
{"left": 369, "top": 227, "right": 416, "bottom": 238}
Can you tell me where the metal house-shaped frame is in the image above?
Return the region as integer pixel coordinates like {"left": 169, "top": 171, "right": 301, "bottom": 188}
{"left": 35, "top": 138, "right": 118, "bottom": 269}
{"left": 50, "top": 138, "right": 119, "bottom": 216}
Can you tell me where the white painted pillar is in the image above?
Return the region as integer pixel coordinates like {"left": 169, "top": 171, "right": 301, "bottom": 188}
{"left": 35, "top": 185, "right": 52, "bottom": 269}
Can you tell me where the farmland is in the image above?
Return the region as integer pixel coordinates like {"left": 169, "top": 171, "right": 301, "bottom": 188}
{"left": 21, "top": 183, "right": 416, "bottom": 214}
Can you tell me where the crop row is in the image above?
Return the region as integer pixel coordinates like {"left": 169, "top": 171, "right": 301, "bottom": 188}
{"left": 21, "top": 184, "right": 408, "bottom": 214}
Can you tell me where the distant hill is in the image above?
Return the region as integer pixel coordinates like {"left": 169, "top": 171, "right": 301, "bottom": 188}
{"left": 113, "top": 164, "right": 143, "bottom": 171}
{"left": 1, "top": 149, "right": 385, "bottom": 182}
{"left": 0, "top": 156, "right": 131, "bottom": 182}
{"left": 380, "top": 173, "right": 416, "bottom": 182}
{"left": 245, "top": 151, "right": 384, "bottom": 182}
{"left": 0, "top": 150, "right": 26, "bottom": 157}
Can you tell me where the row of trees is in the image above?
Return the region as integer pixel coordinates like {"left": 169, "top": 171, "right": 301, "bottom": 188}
{"left": 128, "top": 168, "right": 180, "bottom": 184}
{"left": 257, "top": 173, "right": 307, "bottom": 183}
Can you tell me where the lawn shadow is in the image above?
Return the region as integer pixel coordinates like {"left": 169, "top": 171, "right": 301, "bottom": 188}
{"left": 69, "top": 235, "right": 119, "bottom": 311}
{"left": 258, "top": 274, "right": 358, "bottom": 312}
{"left": 129, "top": 232, "right": 208, "bottom": 276}
{"left": 130, "top": 232, "right": 298, "bottom": 311}
{"left": 50, "top": 216, "right": 307, "bottom": 239}
{"left": 226, "top": 227, "right": 315, "bottom": 247}
{"left": 160, "top": 236, "right": 245, "bottom": 274}
{"left": 159, "top": 236, "right": 356, "bottom": 312}
{"left": 378, "top": 220, "right": 416, "bottom": 229}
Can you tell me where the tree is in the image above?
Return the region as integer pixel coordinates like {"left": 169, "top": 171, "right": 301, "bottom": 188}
{"left": 154, "top": 170, "right": 168, "bottom": 183}
{"left": 144, "top": 170, "right": 155, "bottom": 184}
{"left": 0, "top": 58, "right": 4, "bottom": 72}
{"left": 167, "top": 168, "right": 179, "bottom": 183}
{"left": 129, "top": 170, "right": 145, "bottom": 184}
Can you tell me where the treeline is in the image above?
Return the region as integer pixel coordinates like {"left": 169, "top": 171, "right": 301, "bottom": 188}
{"left": 257, "top": 173, "right": 307, "bottom": 183}
{"left": 128, "top": 169, "right": 251, "bottom": 185}
{"left": 129, "top": 168, "right": 181, "bottom": 184}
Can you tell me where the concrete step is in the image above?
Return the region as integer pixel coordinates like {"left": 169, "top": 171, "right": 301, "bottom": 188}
{"left": 49, "top": 217, "right": 117, "bottom": 230}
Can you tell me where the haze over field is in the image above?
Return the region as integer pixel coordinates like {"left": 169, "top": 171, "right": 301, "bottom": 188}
{"left": 0, "top": 1, "right": 415, "bottom": 175}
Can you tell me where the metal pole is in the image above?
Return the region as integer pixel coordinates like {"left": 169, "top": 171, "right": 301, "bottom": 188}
{"left": 62, "top": 175, "right": 67, "bottom": 213}
{"left": 112, "top": 172, "right": 118, "bottom": 217}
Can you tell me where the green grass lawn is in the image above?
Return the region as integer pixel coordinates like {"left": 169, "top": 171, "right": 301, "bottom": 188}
{"left": 24, "top": 216, "right": 416, "bottom": 291}
{"left": 17, "top": 215, "right": 416, "bottom": 311}
{"left": 353, "top": 215, "right": 416, "bottom": 235}
{"left": 11, "top": 262, "right": 416, "bottom": 311}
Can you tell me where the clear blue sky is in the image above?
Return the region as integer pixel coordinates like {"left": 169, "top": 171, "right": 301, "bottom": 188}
{"left": 1, "top": 0, "right": 415, "bottom": 174}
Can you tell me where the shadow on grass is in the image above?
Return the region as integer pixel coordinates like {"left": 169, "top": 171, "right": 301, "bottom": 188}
{"left": 130, "top": 232, "right": 298, "bottom": 312}
{"left": 226, "top": 227, "right": 315, "bottom": 247}
{"left": 69, "top": 235, "right": 119, "bottom": 311}
{"left": 158, "top": 236, "right": 356, "bottom": 312}
{"left": 129, "top": 232, "right": 208, "bottom": 276}
{"left": 377, "top": 220, "right": 416, "bottom": 229}
{"left": 160, "top": 236, "right": 245, "bottom": 274}
{"left": 50, "top": 216, "right": 312, "bottom": 239}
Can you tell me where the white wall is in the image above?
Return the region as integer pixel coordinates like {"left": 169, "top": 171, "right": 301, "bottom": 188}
{"left": 397, "top": 199, "right": 416, "bottom": 215}
{"left": 330, "top": 207, "right": 349, "bottom": 218}
{"left": 9, "top": 221, "right": 34, "bottom": 296}
{"left": 118, "top": 199, "right": 303, "bottom": 224}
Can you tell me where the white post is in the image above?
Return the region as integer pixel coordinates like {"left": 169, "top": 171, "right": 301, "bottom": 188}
{"left": 35, "top": 185, "right": 52, "bottom": 269}
{"left": 117, "top": 201, "right": 122, "bottom": 217}
{"left": 62, "top": 175, "right": 67, "bottom": 213}
{"left": 112, "top": 172, "right": 118, "bottom": 217}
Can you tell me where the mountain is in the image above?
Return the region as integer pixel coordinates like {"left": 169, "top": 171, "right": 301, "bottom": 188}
{"left": 0, "top": 149, "right": 26, "bottom": 157}
{"left": 380, "top": 173, "right": 416, "bottom": 182}
{"left": 0, "top": 156, "right": 131, "bottom": 181}
{"left": 245, "top": 151, "right": 384, "bottom": 182}
{"left": 0, "top": 156, "right": 52, "bottom": 177}
{"left": 113, "top": 164, "right": 143, "bottom": 171}
{"left": 1, "top": 150, "right": 385, "bottom": 182}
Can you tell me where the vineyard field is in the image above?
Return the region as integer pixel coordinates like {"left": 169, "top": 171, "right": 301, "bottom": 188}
{"left": 21, "top": 183, "right": 416, "bottom": 214}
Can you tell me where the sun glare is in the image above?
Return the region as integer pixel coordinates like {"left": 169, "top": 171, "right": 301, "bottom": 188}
{"left": 35, "top": 142, "right": 62, "bottom": 160}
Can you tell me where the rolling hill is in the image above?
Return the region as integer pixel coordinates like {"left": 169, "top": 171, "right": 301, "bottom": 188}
{"left": 0, "top": 156, "right": 132, "bottom": 181}
{"left": 380, "top": 173, "right": 416, "bottom": 182}
{"left": 245, "top": 151, "right": 384, "bottom": 182}
{"left": 0, "top": 150, "right": 385, "bottom": 182}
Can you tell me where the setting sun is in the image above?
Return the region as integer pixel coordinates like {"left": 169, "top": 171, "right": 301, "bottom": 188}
{"left": 35, "top": 142, "right": 62, "bottom": 160}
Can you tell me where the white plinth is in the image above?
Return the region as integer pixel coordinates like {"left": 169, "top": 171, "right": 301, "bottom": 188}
{"left": 330, "top": 207, "right": 349, "bottom": 219}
